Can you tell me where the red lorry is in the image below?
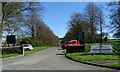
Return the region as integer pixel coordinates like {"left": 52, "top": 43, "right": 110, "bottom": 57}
{"left": 62, "top": 40, "right": 81, "bottom": 49}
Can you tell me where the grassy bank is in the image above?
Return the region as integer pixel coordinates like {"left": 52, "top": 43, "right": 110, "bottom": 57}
{"left": 0, "top": 46, "right": 50, "bottom": 59}
{"left": 103, "top": 63, "right": 120, "bottom": 69}
{"left": 66, "top": 52, "right": 120, "bottom": 69}
{"left": 24, "top": 46, "right": 50, "bottom": 55}
{"left": 66, "top": 53, "right": 119, "bottom": 61}
{"left": 0, "top": 54, "right": 21, "bottom": 59}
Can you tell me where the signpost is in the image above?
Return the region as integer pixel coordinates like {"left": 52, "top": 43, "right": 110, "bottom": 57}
{"left": 76, "top": 32, "right": 85, "bottom": 45}
{"left": 6, "top": 35, "right": 16, "bottom": 46}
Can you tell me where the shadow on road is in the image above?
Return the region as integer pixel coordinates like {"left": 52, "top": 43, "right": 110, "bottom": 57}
{"left": 56, "top": 54, "right": 65, "bottom": 55}
{"left": 58, "top": 49, "right": 64, "bottom": 50}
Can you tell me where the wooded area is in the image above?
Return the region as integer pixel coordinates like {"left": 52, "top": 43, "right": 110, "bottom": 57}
{"left": 0, "top": 2, "right": 59, "bottom": 46}
{"left": 62, "top": 2, "right": 120, "bottom": 43}
{"left": 0, "top": 2, "right": 119, "bottom": 46}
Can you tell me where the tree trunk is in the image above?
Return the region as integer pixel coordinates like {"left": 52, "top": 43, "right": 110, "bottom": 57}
{"left": 0, "top": 3, "right": 6, "bottom": 39}
{"left": 0, "top": 12, "right": 5, "bottom": 38}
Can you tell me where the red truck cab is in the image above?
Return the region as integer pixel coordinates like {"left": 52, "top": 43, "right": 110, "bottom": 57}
{"left": 62, "top": 40, "right": 80, "bottom": 49}
{"left": 66, "top": 40, "right": 80, "bottom": 46}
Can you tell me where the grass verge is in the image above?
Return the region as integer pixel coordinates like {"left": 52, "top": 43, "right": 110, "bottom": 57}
{"left": 66, "top": 52, "right": 120, "bottom": 69}
{"left": 0, "top": 46, "right": 50, "bottom": 59}
{"left": 24, "top": 46, "right": 50, "bottom": 56}
{"left": 103, "top": 63, "right": 120, "bottom": 69}
{"left": 0, "top": 54, "right": 21, "bottom": 59}
{"left": 66, "top": 53, "right": 119, "bottom": 61}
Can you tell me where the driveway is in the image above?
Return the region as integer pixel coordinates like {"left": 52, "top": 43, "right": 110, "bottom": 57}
{"left": 2, "top": 46, "right": 116, "bottom": 70}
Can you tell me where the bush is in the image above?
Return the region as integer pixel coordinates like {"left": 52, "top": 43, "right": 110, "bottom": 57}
{"left": 107, "top": 40, "right": 120, "bottom": 52}
{"left": 20, "top": 37, "right": 59, "bottom": 47}
{"left": 85, "top": 44, "right": 91, "bottom": 52}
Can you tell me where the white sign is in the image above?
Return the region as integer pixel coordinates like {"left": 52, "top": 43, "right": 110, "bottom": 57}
{"left": 91, "top": 45, "right": 113, "bottom": 53}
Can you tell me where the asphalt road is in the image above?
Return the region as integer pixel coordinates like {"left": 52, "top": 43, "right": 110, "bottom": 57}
{"left": 2, "top": 46, "right": 116, "bottom": 70}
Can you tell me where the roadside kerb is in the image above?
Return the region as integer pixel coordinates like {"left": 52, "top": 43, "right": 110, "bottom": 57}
{"left": 65, "top": 53, "right": 120, "bottom": 70}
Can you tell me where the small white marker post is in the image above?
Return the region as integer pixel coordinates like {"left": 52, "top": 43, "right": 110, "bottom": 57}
{"left": 22, "top": 46, "right": 24, "bottom": 56}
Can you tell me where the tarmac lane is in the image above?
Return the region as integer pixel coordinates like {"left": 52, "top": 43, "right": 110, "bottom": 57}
{"left": 2, "top": 46, "right": 117, "bottom": 70}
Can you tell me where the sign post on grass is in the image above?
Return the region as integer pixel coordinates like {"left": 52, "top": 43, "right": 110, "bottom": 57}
{"left": 6, "top": 35, "right": 16, "bottom": 47}
{"left": 76, "top": 32, "right": 85, "bottom": 46}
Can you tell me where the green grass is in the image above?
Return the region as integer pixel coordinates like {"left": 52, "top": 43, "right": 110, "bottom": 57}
{"left": 85, "top": 44, "right": 91, "bottom": 52}
{"left": 63, "top": 50, "right": 66, "bottom": 54}
{"left": 80, "top": 52, "right": 120, "bottom": 55}
{"left": 106, "top": 40, "right": 120, "bottom": 52}
{"left": 103, "top": 63, "right": 120, "bottom": 68}
{"left": 24, "top": 46, "right": 50, "bottom": 55}
{"left": 85, "top": 39, "right": 120, "bottom": 52}
{"left": 66, "top": 53, "right": 119, "bottom": 61}
{"left": 84, "top": 43, "right": 104, "bottom": 52}
{"left": 0, "top": 54, "right": 21, "bottom": 58}
{"left": 0, "top": 46, "right": 50, "bottom": 59}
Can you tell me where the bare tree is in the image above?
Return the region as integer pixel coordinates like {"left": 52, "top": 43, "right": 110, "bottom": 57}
{"left": 1, "top": 2, "right": 44, "bottom": 37}
{"left": 84, "top": 3, "right": 101, "bottom": 42}
{"left": 1, "top": 2, "right": 26, "bottom": 34}
{"left": 22, "top": 8, "right": 58, "bottom": 46}
{"left": 97, "top": 5, "right": 104, "bottom": 52}
{"left": 68, "top": 13, "right": 84, "bottom": 32}
{"left": 108, "top": 1, "right": 120, "bottom": 39}
{"left": 63, "top": 13, "right": 91, "bottom": 43}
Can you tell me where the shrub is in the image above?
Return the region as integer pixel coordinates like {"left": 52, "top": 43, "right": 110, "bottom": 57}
{"left": 107, "top": 40, "right": 120, "bottom": 52}
{"left": 85, "top": 44, "right": 91, "bottom": 52}
{"left": 20, "top": 37, "right": 59, "bottom": 47}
